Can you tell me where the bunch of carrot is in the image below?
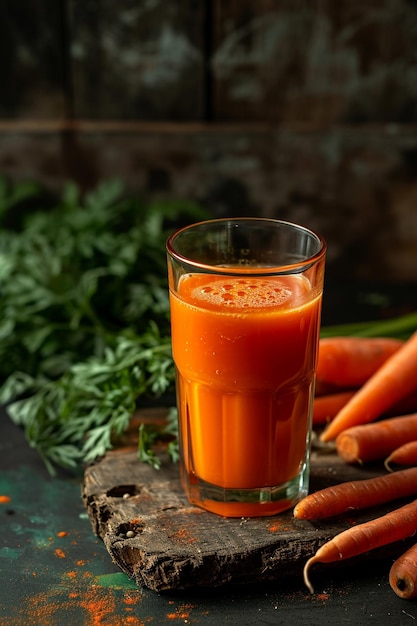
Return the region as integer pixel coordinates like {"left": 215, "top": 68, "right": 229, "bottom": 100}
{"left": 314, "top": 332, "right": 417, "bottom": 468}
{"left": 294, "top": 470, "right": 417, "bottom": 599}
{"left": 297, "top": 314, "right": 417, "bottom": 599}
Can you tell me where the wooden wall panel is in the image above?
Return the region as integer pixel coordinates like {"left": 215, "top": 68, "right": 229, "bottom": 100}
{"left": 211, "top": 0, "right": 417, "bottom": 123}
{"left": 67, "top": 0, "right": 206, "bottom": 120}
{"left": 0, "top": 1, "right": 416, "bottom": 284}
{"left": 0, "top": 1, "right": 67, "bottom": 118}
{"left": 1, "top": 0, "right": 416, "bottom": 123}
{"left": 1, "top": 122, "right": 416, "bottom": 284}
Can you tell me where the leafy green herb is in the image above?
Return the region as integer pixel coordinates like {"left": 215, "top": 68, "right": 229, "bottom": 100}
{"left": 1, "top": 324, "right": 175, "bottom": 475}
{"left": 0, "top": 176, "right": 207, "bottom": 474}
{"left": 138, "top": 407, "right": 179, "bottom": 470}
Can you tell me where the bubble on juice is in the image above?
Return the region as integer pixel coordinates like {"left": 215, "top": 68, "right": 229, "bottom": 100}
{"left": 191, "top": 278, "right": 293, "bottom": 309}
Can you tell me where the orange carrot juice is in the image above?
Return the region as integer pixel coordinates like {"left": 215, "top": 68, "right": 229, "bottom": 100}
{"left": 170, "top": 272, "right": 322, "bottom": 517}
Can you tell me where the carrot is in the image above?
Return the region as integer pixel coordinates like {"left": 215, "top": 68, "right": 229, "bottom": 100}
{"left": 303, "top": 498, "right": 417, "bottom": 594}
{"left": 389, "top": 543, "right": 417, "bottom": 599}
{"left": 293, "top": 467, "right": 417, "bottom": 520}
{"left": 313, "top": 391, "right": 357, "bottom": 425}
{"left": 320, "top": 330, "right": 417, "bottom": 442}
{"left": 335, "top": 413, "right": 417, "bottom": 465}
{"left": 314, "top": 388, "right": 417, "bottom": 428}
{"left": 385, "top": 441, "right": 417, "bottom": 471}
{"left": 316, "top": 336, "right": 404, "bottom": 388}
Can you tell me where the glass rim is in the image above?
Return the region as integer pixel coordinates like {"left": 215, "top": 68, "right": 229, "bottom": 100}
{"left": 166, "top": 217, "right": 326, "bottom": 276}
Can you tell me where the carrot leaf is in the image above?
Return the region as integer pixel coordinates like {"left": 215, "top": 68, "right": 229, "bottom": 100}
{"left": 321, "top": 311, "right": 417, "bottom": 340}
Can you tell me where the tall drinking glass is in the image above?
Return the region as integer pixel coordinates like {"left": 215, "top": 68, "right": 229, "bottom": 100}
{"left": 167, "top": 218, "right": 326, "bottom": 517}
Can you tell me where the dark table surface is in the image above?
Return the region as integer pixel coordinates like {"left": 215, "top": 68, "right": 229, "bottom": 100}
{"left": 2, "top": 280, "right": 417, "bottom": 625}
{"left": 2, "top": 409, "right": 417, "bottom": 626}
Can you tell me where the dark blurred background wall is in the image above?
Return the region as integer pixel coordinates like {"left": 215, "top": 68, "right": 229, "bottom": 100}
{"left": 0, "top": 0, "right": 417, "bottom": 293}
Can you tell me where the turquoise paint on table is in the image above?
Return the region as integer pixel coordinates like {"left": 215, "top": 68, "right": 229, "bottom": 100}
{"left": 0, "top": 458, "right": 210, "bottom": 626}
{"left": 0, "top": 463, "right": 145, "bottom": 624}
{"left": 0, "top": 417, "right": 228, "bottom": 626}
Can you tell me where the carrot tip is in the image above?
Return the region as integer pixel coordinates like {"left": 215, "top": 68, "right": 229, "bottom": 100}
{"left": 303, "top": 557, "right": 317, "bottom": 594}
{"left": 319, "top": 430, "right": 333, "bottom": 443}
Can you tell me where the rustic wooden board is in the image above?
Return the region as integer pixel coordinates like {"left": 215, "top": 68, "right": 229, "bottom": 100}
{"left": 82, "top": 441, "right": 411, "bottom": 592}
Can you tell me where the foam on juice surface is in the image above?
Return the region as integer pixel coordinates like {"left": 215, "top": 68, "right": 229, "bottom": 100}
{"left": 188, "top": 276, "right": 297, "bottom": 310}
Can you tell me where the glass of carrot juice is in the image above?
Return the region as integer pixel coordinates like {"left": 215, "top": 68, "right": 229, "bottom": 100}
{"left": 166, "top": 218, "right": 326, "bottom": 517}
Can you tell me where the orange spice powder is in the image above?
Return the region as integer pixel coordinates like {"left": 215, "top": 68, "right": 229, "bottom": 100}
{"left": 54, "top": 548, "right": 66, "bottom": 559}
{"left": 169, "top": 528, "right": 197, "bottom": 544}
{"left": 166, "top": 603, "right": 194, "bottom": 620}
{"left": 15, "top": 568, "right": 144, "bottom": 625}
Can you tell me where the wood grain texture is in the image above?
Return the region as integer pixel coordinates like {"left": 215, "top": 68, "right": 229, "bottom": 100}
{"left": 1, "top": 0, "right": 416, "bottom": 123}
{"left": 82, "top": 445, "right": 408, "bottom": 591}
{"left": 211, "top": 0, "right": 417, "bottom": 124}
{"left": 67, "top": 0, "right": 206, "bottom": 120}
